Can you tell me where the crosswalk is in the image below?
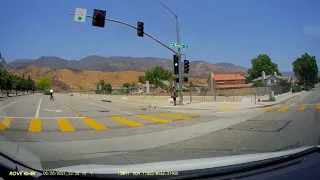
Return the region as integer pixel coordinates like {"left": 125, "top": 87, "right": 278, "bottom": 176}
{"left": 262, "top": 104, "right": 320, "bottom": 112}
{"left": 0, "top": 112, "right": 202, "bottom": 132}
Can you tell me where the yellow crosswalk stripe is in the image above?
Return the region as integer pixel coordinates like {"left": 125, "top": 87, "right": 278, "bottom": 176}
{"left": 173, "top": 112, "right": 202, "bottom": 117}
{"left": 156, "top": 113, "right": 189, "bottom": 120}
{"left": 278, "top": 106, "right": 289, "bottom": 112}
{"left": 316, "top": 104, "right": 320, "bottom": 110}
{"left": 111, "top": 117, "right": 142, "bottom": 127}
{"left": 57, "top": 119, "right": 75, "bottom": 132}
{"left": 136, "top": 115, "right": 171, "bottom": 123}
{"left": 262, "top": 107, "right": 274, "bottom": 112}
{"left": 297, "top": 105, "right": 306, "bottom": 111}
{"left": 29, "top": 119, "right": 41, "bottom": 132}
{"left": 82, "top": 118, "right": 107, "bottom": 130}
{"left": 0, "top": 118, "right": 12, "bottom": 131}
{"left": 220, "top": 107, "right": 237, "bottom": 111}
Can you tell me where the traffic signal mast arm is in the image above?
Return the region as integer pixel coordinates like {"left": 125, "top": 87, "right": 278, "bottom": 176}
{"left": 69, "top": 13, "right": 178, "bottom": 55}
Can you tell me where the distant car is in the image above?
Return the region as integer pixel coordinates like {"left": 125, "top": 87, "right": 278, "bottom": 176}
{"left": 70, "top": 93, "right": 74, "bottom": 96}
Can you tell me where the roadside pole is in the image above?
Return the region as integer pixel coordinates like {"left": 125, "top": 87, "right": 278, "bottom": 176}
{"left": 155, "top": 0, "right": 184, "bottom": 105}
{"left": 176, "top": 14, "right": 183, "bottom": 105}
{"left": 189, "top": 81, "right": 192, "bottom": 103}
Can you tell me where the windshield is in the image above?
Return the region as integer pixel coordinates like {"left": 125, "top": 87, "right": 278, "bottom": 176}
{"left": 0, "top": 0, "right": 320, "bottom": 174}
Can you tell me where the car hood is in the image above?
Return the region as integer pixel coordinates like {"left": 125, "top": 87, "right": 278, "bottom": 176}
{"left": 51, "top": 145, "right": 320, "bottom": 174}
{"left": 0, "top": 135, "right": 42, "bottom": 170}
{"left": 0, "top": 134, "right": 318, "bottom": 173}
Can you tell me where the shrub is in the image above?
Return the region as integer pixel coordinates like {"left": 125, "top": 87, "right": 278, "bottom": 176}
{"left": 292, "top": 85, "right": 301, "bottom": 93}
{"left": 219, "top": 93, "right": 225, "bottom": 96}
{"left": 111, "top": 91, "right": 120, "bottom": 95}
{"left": 43, "top": 90, "right": 50, "bottom": 95}
{"left": 269, "top": 96, "right": 276, "bottom": 101}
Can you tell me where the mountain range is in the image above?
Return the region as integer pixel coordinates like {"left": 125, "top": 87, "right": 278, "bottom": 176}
{"left": 6, "top": 56, "right": 249, "bottom": 78}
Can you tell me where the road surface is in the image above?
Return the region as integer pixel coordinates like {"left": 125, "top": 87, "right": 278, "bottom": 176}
{"left": 0, "top": 88, "right": 319, "bottom": 170}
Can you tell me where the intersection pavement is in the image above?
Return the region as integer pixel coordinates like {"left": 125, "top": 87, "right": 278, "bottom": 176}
{"left": 0, "top": 93, "right": 205, "bottom": 139}
{"left": 0, "top": 89, "right": 320, "bottom": 170}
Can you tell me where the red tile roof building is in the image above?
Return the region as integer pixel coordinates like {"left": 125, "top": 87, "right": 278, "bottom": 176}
{"left": 207, "top": 72, "right": 248, "bottom": 91}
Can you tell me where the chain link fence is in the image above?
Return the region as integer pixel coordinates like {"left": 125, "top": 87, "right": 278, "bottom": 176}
{"left": 199, "top": 83, "right": 292, "bottom": 102}
{"left": 57, "top": 83, "right": 292, "bottom": 103}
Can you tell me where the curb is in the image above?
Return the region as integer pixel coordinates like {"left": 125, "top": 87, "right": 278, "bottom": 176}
{"left": 156, "top": 94, "right": 298, "bottom": 111}
{"left": 246, "top": 94, "right": 298, "bottom": 109}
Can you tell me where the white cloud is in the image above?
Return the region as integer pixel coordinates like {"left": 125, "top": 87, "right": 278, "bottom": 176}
{"left": 303, "top": 25, "right": 320, "bottom": 38}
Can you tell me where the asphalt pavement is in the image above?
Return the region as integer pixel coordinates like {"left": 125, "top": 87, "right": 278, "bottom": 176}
{"left": 0, "top": 89, "right": 319, "bottom": 170}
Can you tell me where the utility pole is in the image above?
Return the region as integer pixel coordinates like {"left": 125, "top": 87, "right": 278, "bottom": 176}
{"left": 155, "top": 0, "right": 183, "bottom": 105}
{"left": 176, "top": 15, "right": 183, "bottom": 105}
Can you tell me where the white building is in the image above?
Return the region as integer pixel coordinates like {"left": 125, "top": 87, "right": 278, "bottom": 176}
{"left": 137, "top": 81, "right": 156, "bottom": 93}
{"left": 252, "top": 71, "right": 287, "bottom": 86}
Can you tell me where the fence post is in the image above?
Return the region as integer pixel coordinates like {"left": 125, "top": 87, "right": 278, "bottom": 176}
{"left": 214, "top": 86, "right": 217, "bottom": 102}
{"left": 254, "top": 91, "right": 257, "bottom": 104}
{"left": 233, "top": 88, "right": 235, "bottom": 102}
{"left": 189, "top": 85, "right": 192, "bottom": 103}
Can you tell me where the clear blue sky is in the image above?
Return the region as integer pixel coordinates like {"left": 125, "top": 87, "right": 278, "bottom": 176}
{"left": 1, "top": 0, "right": 320, "bottom": 71}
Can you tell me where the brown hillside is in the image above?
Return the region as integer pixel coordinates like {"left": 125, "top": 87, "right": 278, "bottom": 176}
{"left": 9, "top": 66, "right": 208, "bottom": 91}
{"left": 9, "top": 66, "right": 145, "bottom": 90}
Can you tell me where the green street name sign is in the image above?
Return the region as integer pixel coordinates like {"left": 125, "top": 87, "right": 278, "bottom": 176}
{"left": 170, "top": 42, "right": 188, "bottom": 49}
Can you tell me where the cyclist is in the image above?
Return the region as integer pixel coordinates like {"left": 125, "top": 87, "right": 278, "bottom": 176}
{"left": 49, "top": 89, "right": 54, "bottom": 100}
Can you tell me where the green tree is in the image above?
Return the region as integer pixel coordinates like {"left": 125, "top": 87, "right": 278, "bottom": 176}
{"left": 0, "top": 55, "right": 6, "bottom": 92}
{"left": 138, "top": 76, "right": 146, "bottom": 84}
{"left": 11, "top": 75, "right": 21, "bottom": 95}
{"left": 123, "top": 82, "right": 130, "bottom": 88}
{"left": 2, "top": 70, "right": 13, "bottom": 96}
{"left": 246, "top": 54, "right": 281, "bottom": 83}
{"left": 105, "top": 83, "right": 112, "bottom": 94}
{"left": 26, "top": 75, "right": 33, "bottom": 93}
{"left": 0, "top": 54, "right": 5, "bottom": 70}
{"left": 123, "top": 82, "right": 131, "bottom": 94}
{"left": 36, "top": 76, "right": 52, "bottom": 91}
{"left": 293, "top": 53, "right": 318, "bottom": 90}
{"left": 0, "top": 70, "right": 5, "bottom": 91}
{"left": 253, "top": 80, "right": 263, "bottom": 87}
{"left": 20, "top": 75, "right": 27, "bottom": 92}
{"left": 144, "top": 66, "right": 173, "bottom": 88}
{"left": 97, "top": 80, "right": 105, "bottom": 90}
{"left": 96, "top": 80, "right": 112, "bottom": 94}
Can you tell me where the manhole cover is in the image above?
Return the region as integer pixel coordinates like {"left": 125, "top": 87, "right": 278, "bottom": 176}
{"left": 99, "top": 110, "right": 109, "bottom": 112}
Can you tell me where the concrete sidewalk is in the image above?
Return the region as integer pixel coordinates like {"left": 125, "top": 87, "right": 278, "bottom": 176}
{"left": 71, "top": 92, "right": 301, "bottom": 111}
{"left": 157, "top": 92, "right": 301, "bottom": 111}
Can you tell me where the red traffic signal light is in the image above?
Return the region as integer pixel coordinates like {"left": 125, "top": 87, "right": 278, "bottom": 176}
{"left": 92, "top": 9, "right": 106, "bottom": 28}
{"left": 137, "top": 21, "right": 144, "bottom": 37}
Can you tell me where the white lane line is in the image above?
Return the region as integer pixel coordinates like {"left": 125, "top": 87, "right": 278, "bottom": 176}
{"left": 0, "top": 99, "right": 23, "bottom": 111}
{"left": 35, "top": 96, "right": 43, "bottom": 118}
{"left": 86, "top": 101, "right": 133, "bottom": 115}
{"left": 0, "top": 116, "right": 85, "bottom": 119}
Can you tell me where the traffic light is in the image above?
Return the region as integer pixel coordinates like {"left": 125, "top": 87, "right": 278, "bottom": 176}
{"left": 176, "top": 78, "right": 179, "bottom": 83}
{"left": 173, "top": 55, "right": 179, "bottom": 75}
{"left": 92, "top": 9, "right": 106, "bottom": 28}
{"left": 137, "top": 21, "right": 144, "bottom": 37}
{"left": 183, "top": 77, "right": 188, "bottom": 82}
{"left": 184, "top": 60, "right": 189, "bottom": 73}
